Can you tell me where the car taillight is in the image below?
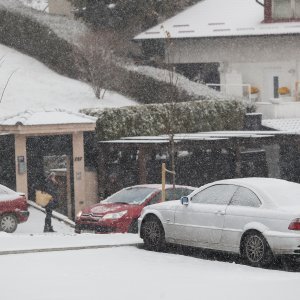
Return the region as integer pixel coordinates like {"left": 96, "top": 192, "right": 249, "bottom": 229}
{"left": 288, "top": 218, "right": 300, "bottom": 230}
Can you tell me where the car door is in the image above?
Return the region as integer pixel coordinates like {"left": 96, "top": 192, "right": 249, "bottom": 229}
{"left": 172, "top": 184, "right": 238, "bottom": 245}
{"left": 222, "top": 186, "right": 262, "bottom": 250}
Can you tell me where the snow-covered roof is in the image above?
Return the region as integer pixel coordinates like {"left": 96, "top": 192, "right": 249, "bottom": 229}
{"left": 135, "top": 0, "right": 300, "bottom": 40}
{"left": 0, "top": 109, "right": 96, "bottom": 126}
{"left": 100, "top": 131, "right": 277, "bottom": 144}
{"left": 262, "top": 118, "right": 300, "bottom": 132}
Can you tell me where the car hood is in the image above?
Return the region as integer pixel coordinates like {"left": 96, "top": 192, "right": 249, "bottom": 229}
{"left": 83, "top": 203, "right": 138, "bottom": 216}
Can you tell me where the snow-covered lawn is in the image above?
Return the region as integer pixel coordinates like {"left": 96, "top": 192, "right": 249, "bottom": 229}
{"left": 1, "top": 246, "right": 300, "bottom": 300}
{"left": 0, "top": 43, "right": 136, "bottom": 118}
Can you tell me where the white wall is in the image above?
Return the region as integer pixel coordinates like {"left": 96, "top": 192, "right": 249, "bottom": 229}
{"left": 168, "top": 35, "right": 300, "bottom": 104}
{"left": 168, "top": 35, "right": 300, "bottom": 64}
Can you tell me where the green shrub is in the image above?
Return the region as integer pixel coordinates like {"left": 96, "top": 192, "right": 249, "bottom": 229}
{"left": 82, "top": 99, "right": 253, "bottom": 141}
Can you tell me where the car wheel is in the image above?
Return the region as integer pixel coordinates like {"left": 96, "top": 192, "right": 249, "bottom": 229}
{"left": 128, "top": 219, "right": 138, "bottom": 234}
{"left": 0, "top": 214, "right": 18, "bottom": 233}
{"left": 242, "top": 231, "right": 273, "bottom": 267}
{"left": 142, "top": 216, "right": 165, "bottom": 251}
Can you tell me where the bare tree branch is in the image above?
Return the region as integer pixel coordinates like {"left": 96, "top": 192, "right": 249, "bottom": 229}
{"left": 0, "top": 69, "right": 18, "bottom": 104}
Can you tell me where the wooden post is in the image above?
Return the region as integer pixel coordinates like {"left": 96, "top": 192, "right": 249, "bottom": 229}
{"left": 138, "top": 146, "right": 147, "bottom": 184}
{"left": 15, "top": 134, "right": 28, "bottom": 196}
{"left": 162, "top": 163, "right": 166, "bottom": 202}
{"left": 72, "top": 132, "right": 86, "bottom": 217}
{"left": 235, "top": 145, "right": 242, "bottom": 178}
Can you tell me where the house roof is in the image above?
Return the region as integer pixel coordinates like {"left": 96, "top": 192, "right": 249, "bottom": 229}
{"left": 262, "top": 118, "right": 300, "bottom": 132}
{"left": 0, "top": 109, "right": 96, "bottom": 126}
{"left": 135, "top": 0, "right": 300, "bottom": 40}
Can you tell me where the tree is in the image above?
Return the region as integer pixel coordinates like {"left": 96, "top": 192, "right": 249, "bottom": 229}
{"left": 76, "top": 31, "right": 124, "bottom": 99}
{"left": 71, "top": 0, "right": 199, "bottom": 31}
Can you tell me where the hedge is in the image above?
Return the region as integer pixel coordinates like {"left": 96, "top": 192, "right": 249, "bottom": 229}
{"left": 82, "top": 99, "right": 254, "bottom": 141}
{"left": 0, "top": 9, "right": 81, "bottom": 79}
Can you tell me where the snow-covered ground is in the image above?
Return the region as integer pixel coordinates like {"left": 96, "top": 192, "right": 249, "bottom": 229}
{"left": 4, "top": 206, "right": 141, "bottom": 252}
{"left": 0, "top": 44, "right": 136, "bottom": 118}
{"left": 1, "top": 202, "right": 300, "bottom": 300}
{"left": 1, "top": 246, "right": 300, "bottom": 300}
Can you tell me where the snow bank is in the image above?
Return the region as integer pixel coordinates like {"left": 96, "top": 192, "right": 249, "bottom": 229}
{"left": 127, "top": 64, "right": 237, "bottom": 100}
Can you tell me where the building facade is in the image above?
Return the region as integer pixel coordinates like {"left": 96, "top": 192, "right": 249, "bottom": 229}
{"left": 135, "top": 0, "right": 300, "bottom": 119}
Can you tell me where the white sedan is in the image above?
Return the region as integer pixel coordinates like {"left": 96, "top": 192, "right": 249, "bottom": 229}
{"left": 138, "top": 178, "right": 300, "bottom": 267}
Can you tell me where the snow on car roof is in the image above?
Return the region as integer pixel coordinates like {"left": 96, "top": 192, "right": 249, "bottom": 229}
{"left": 135, "top": 0, "right": 300, "bottom": 40}
{"left": 214, "top": 178, "right": 300, "bottom": 208}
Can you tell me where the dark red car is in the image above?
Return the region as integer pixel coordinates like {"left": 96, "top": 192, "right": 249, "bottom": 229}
{"left": 0, "top": 184, "right": 29, "bottom": 233}
{"left": 75, "top": 184, "right": 195, "bottom": 234}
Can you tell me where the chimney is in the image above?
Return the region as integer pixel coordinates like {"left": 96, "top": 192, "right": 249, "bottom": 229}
{"left": 264, "top": 0, "right": 272, "bottom": 23}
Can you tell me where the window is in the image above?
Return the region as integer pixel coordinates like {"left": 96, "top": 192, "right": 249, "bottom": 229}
{"left": 230, "top": 187, "right": 261, "bottom": 208}
{"left": 192, "top": 185, "right": 237, "bottom": 205}
{"left": 273, "top": 0, "right": 300, "bottom": 19}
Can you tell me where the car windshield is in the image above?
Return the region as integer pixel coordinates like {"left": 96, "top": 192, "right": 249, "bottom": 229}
{"left": 103, "top": 187, "right": 158, "bottom": 205}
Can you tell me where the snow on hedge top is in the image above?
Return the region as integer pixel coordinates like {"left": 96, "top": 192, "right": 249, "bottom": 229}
{"left": 127, "top": 65, "right": 229, "bottom": 100}
{"left": 0, "top": 109, "right": 97, "bottom": 126}
{"left": 0, "top": 44, "right": 137, "bottom": 119}
{"left": 0, "top": 0, "right": 86, "bottom": 45}
{"left": 135, "top": 0, "right": 300, "bottom": 40}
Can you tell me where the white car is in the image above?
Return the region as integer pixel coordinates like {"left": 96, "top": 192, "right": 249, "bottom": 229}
{"left": 138, "top": 178, "right": 300, "bottom": 267}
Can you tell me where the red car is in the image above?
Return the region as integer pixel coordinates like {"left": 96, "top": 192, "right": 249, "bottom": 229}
{"left": 0, "top": 184, "right": 29, "bottom": 233}
{"left": 75, "top": 184, "right": 195, "bottom": 234}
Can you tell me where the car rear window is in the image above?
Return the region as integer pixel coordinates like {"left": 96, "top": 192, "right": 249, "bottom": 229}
{"left": 103, "top": 187, "right": 158, "bottom": 205}
{"left": 261, "top": 181, "right": 300, "bottom": 207}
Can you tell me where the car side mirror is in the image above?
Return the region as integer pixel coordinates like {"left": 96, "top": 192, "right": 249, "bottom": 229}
{"left": 181, "top": 196, "right": 189, "bottom": 206}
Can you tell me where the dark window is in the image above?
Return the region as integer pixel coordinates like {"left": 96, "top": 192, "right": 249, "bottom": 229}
{"left": 192, "top": 184, "right": 237, "bottom": 205}
{"left": 230, "top": 187, "right": 261, "bottom": 208}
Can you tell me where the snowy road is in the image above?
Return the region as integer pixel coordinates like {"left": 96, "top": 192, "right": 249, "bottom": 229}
{"left": 1, "top": 246, "right": 300, "bottom": 300}
{"left": 2, "top": 206, "right": 300, "bottom": 300}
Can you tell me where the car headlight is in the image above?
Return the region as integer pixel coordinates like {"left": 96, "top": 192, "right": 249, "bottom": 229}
{"left": 103, "top": 210, "right": 127, "bottom": 220}
{"left": 76, "top": 211, "right": 82, "bottom": 219}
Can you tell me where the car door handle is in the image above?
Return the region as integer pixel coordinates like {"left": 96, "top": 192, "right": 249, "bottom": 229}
{"left": 215, "top": 210, "right": 225, "bottom": 215}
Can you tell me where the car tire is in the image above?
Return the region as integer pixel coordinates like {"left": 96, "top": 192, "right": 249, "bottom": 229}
{"left": 128, "top": 219, "right": 138, "bottom": 234}
{"left": 0, "top": 214, "right": 18, "bottom": 233}
{"left": 142, "top": 216, "right": 165, "bottom": 251}
{"left": 241, "top": 231, "right": 273, "bottom": 267}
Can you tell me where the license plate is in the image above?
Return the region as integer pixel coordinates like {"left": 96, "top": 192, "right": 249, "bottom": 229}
{"left": 81, "top": 230, "right": 96, "bottom": 234}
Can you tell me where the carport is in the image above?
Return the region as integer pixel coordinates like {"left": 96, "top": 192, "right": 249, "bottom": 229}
{"left": 0, "top": 109, "right": 97, "bottom": 219}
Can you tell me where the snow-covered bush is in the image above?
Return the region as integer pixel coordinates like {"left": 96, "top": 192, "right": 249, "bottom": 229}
{"left": 83, "top": 99, "right": 254, "bottom": 141}
{"left": 0, "top": 9, "right": 82, "bottom": 78}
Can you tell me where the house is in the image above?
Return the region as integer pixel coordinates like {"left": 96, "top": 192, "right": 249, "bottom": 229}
{"left": 134, "top": 0, "right": 300, "bottom": 119}
{"left": 48, "top": 0, "right": 73, "bottom": 17}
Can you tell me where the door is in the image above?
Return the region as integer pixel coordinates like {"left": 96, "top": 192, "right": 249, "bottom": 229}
{"left": 222, "top": 186, "right": 262, "bottom": 249}
{"left": 173, "top": 184, "right": 238, "bottom": 245}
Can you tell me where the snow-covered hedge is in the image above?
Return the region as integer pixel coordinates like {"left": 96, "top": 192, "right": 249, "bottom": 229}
{"left": 83, "top": 100, "right": 254, "bottom": 141}
{"left": 0, "top": 9, "right": 82, "bottom": 78}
